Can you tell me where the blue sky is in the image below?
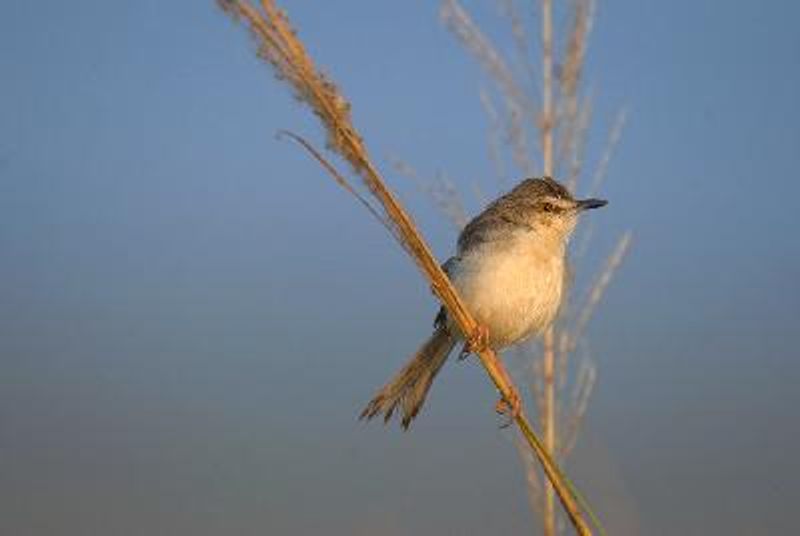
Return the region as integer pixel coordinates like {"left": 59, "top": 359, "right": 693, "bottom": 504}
{"left": 2, "top": 1, "right": 799, "bottom": 534}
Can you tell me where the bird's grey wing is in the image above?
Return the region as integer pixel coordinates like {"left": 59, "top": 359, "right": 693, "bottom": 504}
{"left": 441, "top": 255, "right": 459, "bottom": 278}
{"left": 433, "top": 256, "right": 460, "bottom": 329}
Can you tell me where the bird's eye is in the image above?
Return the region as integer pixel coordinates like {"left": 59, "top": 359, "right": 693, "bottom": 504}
{"left": 542, "top": 203, "right": 557, "bottom": 213}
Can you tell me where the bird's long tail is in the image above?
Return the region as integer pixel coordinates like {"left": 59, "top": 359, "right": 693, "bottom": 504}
{"left": 360, "top": 328, "right": 457, "bottom": 429}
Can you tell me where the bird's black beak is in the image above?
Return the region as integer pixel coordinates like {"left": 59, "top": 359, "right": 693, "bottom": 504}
{"left": 576, "top": 198, "right": 608, "bottom": 211}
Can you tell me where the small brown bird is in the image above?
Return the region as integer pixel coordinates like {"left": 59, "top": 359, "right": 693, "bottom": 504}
{"left": 361, "top": 177, "right": 607, "bottom": 429}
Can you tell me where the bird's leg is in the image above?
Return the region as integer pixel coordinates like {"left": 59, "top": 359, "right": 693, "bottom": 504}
{"left": 495, "top": 392, "right": 521, "bottom": 424}
{"left": 464, "top": 323, "right": 490, "bottom": 353}
{"left": 495, "top": 398, "right": 515, "bottom": 428}
{"left": 494, "top": 376, "right": 522, "bottom": 421}
{"left": 462, "top": 324, "right": 522, "bottom": 420}
{"left": 458, "top": 323, "right": 489, "bottom": 360}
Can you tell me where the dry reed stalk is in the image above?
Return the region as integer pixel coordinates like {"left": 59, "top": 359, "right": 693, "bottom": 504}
{"left": 217, "top": 1, "right": 595, "bottom": 534}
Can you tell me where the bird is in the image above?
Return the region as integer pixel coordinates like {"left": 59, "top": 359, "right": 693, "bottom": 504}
{"left": 360, "top": 176, "right": 607, "bottom": 429}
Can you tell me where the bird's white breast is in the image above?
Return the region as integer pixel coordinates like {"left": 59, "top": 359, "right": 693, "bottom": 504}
{"left": 450, "top": 229, "right": 565, "bottom": 348}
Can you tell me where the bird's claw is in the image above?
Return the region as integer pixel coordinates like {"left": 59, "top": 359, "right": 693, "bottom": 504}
{"left": 459, "top": 324, "right": 490, "bottom": 361}
{"left": 494, "top": 387, "right": 522, "bottom": 428}
{"left": 466, "top": 324, "right": 490, "bottom": 353}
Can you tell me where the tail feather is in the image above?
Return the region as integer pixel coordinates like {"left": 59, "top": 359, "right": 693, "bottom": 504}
{"left": 360, "top": 328, "right": 456, "bottom": 429}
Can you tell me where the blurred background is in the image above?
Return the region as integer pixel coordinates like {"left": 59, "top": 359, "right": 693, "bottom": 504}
{"left": 2, "top": 1, "right": 799, "bottom": 534}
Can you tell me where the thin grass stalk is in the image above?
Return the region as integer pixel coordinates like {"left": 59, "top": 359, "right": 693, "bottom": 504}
{"left": 441, "top": 0, "right": 538, "bottom": 175}
{"left": 560, "top": 359, "right": 596, "bottom": 458}
{"left": 588, "top": 108, "right": 627, "bottom": 196}
{"left": 514, "top": 432, "right": 544, "bottom": 516}
{"left": 541, "top": 0, "right": 555, "bottom": 176}
{"left": 218, "top": 1, "right": 593, "bottom": 534}
{"left": 500, "top": 0, "right": 538, "bottom": 93}
{"left": 542, "top": 326, "right": 558, "bottom": 536}
{"left": 566, "top": 93, "right": 593, "bottom": 193}
{"left": 570, "top": 232, "right": 632, "bottom": 353}
{"left": 559, "top": 0, "right": 592, "bottom": 190}
{"left": 390, "top": 158, "right": 468, "bottom": 230}
{"left": 479, "top": 88, "right": 508, "bottom": 187}
{"left": 540, "top": 0, "right": 558, "bottom": 533}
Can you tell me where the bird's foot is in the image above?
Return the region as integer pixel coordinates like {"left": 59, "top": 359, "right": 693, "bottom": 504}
{"left": 494, "top": 386, "right": 522, "bottom": 427}
{"left": 458, "top": 324, "right": 489, "bottom": 361}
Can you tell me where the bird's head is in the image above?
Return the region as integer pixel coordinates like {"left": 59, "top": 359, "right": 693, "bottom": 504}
{"left": 514, "top": 176, "right": 607, "bottom": 240}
